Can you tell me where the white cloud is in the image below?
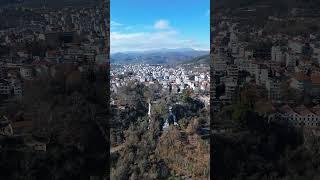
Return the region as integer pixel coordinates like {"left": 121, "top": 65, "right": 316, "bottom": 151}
{"left": 111, "top": 20, "right": 123, "bottom": 27}
{"left": 154, "top": 19, "right": 170, "bottom": 30}
{"left": 111, "top": 30, "right": 208, "bottom": 53}
{"left": 124, "top": 26, "right": 134, "bottom": 31}
{"left": 110, "top": 19, "right": 209, "bottom": 53}
{"left": 111, "top": 20, "right": 135, "bottom": 32}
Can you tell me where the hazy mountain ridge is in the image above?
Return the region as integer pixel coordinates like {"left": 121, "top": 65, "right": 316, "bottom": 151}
{"left": 111, "top": 48, "right": 209, "bottom": 64}
{"left": 183, "top": 54, "right": 210, "bottom": 65}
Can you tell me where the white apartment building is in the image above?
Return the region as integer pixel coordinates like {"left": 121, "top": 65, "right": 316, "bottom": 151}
{"left": 255, "top": 65, "right": 269, "bottom": 86}
{"left": 266, "top": 77, "right": 281, "bottom": 100}
{"left": 271, "top": 46, "right": 285, "bottom": 63}
{"left": 225, "top": 77, "right": 237, "bottom": 101}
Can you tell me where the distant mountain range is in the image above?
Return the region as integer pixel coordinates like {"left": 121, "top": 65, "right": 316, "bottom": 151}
{"left": 111, "top": 48, "right": 209, "bottom": 64}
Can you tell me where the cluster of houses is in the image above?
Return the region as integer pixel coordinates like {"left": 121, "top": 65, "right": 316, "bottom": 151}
{"left": 0, "top": 5, "right": 107, "bottom": 100}
{"left": 268, "top": 105, "right": 320, "bottom": 128}
{"left": 111, "top": 64, "right": 210, "bottom": 94}
{"left": 1, "top": 6, "right": 105, "bottom": 46}
{"left": 0, "top": 4, "right": 107, "bottom": 152}
{"left": 0, "top": 115, "right": 48, "bottom": 152}
{"left": 212, "top": 8, "right": 320, "bottom": 128}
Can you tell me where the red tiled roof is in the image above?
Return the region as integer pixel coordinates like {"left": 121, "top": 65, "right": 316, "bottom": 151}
{"left": 295, "top": 105, "right": 314, "bottom": 116}
{"left": 12, "top": 120, "right": 33, "bottom": 129}
{"left": 312, "top": 105, "right": 320, "bottom": 116}
{"left": 46, "top": 50, "right": 61, "bottom": 57}
{"left": 294, "top": 72, "right": 310, "bottom": 81}
{"left": 311, "top": 74, "right": 320, "bottom": 84}
{"left": 279, "top": 105, "right": 295, "bottom": 114}
{"left": 31, "top": 60, "right": 52, "bottom": 66}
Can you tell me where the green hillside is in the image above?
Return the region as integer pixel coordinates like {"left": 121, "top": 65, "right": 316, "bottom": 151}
{"left": 184, "top": 54, "right": 210, "bottom": 65}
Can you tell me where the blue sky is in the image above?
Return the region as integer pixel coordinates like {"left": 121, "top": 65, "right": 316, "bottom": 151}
{"left": 110, "top": 0, "right": 210, "bottom": 53}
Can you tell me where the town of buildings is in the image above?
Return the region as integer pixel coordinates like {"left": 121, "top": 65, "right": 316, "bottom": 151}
{"left": 0, "top": 4, "right": 107, "bottom": 151}
{"left": 212, "top": 7, "right": 320, "bottom": 128}
{"left": 111, "top": 63, "right": 210, "bottom": 108}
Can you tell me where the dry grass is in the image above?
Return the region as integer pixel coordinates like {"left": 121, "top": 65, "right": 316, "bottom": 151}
{"left": 156, "top": 123, "right": 209, "bottom": 179}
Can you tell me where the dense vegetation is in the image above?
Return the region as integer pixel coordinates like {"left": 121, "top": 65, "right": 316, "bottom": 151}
{"left": 212, "top": 89, "right": 320, "bottom": 179}
{"left": 111, "top": 84, "right": 209, "bottom": 179}
{"left": 0, "top": 65, "right": 108, "bottom": 179}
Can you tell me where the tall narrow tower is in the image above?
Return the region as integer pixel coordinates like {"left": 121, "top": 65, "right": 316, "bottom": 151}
{"left": 148, "top": 99, "right": 151, "bottom": 119}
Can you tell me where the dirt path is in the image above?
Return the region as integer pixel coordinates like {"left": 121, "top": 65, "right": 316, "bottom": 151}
{"left": 110, "top": 144, "right": 125, "bottom": 153}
